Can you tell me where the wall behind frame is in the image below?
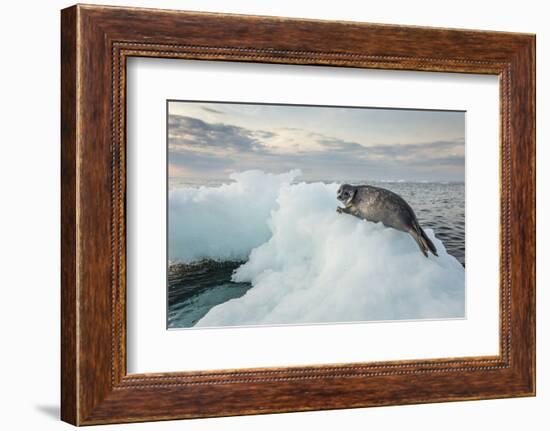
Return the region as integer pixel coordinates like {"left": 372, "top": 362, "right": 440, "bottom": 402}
{"left": 0, "top": 0, "right": 545, "bottom": 430}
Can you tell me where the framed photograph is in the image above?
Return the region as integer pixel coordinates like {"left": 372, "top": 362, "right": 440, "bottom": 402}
{"left": 61, "top": 4, "right": 535, "bottom": 425}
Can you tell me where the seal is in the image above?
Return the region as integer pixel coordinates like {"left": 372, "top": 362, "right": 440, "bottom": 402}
{"left": 336, "top": 184, "right": 438, "bottom": 257}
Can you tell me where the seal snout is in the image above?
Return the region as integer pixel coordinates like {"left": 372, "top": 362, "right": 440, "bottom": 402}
{"left": 336, "top": 188, "right": 344, "bottom": 202}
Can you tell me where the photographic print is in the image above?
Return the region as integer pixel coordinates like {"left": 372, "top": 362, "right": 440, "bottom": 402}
{"left": 167, "top": 101, "right": 466, "bottom": 329}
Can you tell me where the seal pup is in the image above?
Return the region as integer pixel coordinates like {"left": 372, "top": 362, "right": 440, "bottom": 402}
{"left": 336, "top": 184, "right": 438, "bottom": 257}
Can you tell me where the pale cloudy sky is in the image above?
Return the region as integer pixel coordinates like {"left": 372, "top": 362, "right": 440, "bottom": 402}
{"left": 168, "top": 101, "right": 465, "bottom": 183}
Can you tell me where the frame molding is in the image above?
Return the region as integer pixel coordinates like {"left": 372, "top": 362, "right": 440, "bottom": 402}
{"left": 61, "top": 4, "right": 535, "bottom": 425}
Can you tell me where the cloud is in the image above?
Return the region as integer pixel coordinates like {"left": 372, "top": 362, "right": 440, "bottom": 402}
{"left": 268, "top": 138, "right": 464, "bottom": 166}
{"left": 167, "top": 114, "right": 464, "bottom": 181}
{"left": 364, "top": 140, "right": 464, "bottom": 160}
{"left": 201, "top": 106, "right": 225, "bottom": 114}
{"left": 169, "top": 115, "right": 268, "bottom": 152}
{"left": 168, "top": 115, "right": 367, "bottom": 155}
{"left": 311, "top": 135, "right": 365, "bottom": 153}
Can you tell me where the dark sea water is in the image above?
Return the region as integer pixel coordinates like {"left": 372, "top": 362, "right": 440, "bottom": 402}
{"left": 167, "top": 181, "right": 465, "bottom": 329}
{"left": 168, "top": 260, "right": 249, "bottom": 328}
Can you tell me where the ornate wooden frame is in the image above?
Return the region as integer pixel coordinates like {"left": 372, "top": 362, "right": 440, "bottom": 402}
{"left": 61, "top": 4, "right": 536, "bottom": 425}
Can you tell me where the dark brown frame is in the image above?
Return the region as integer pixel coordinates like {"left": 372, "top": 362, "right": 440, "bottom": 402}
{"left": 61, "top": 4, "right": 536, "bottom": 426}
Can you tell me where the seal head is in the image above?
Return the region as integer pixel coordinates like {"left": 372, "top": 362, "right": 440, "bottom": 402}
{"left": 337, "top": 184, "right": 357, "bottom": 206}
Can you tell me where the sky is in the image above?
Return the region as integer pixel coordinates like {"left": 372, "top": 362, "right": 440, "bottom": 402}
{"left": 168, "top": 101, "right": 465, "bottom": 184}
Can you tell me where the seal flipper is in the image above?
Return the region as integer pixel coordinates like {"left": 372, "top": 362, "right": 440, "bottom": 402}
{"left": 409, "top": 230, "right": 429, "bottom": 257}
{"left": 420, "top": 227, "right": 438, "bottom": 256}
{"left": 409, "top": 223, "right": 438, "bottom": 257}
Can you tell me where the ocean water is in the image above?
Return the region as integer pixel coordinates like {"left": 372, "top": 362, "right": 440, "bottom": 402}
{"left": 167, "top": 177, "right": 465, "bottom": 329}
{"left": 168, "top": 260, "right": 249, "bottom": 328}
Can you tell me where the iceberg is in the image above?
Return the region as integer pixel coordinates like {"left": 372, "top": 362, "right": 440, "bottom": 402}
{"left": 169, "top": 170, "right": 300, "bottom": 263}
{"left": 170, "top": 170, "right": 465, "bottom": 326}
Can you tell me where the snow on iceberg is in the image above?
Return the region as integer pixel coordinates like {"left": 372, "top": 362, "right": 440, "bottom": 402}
{"left": 169, "top": 170, "right": 301, "bottom": 262}
{"left": 193, "top": 175, "right": 465, "bottom": 327}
